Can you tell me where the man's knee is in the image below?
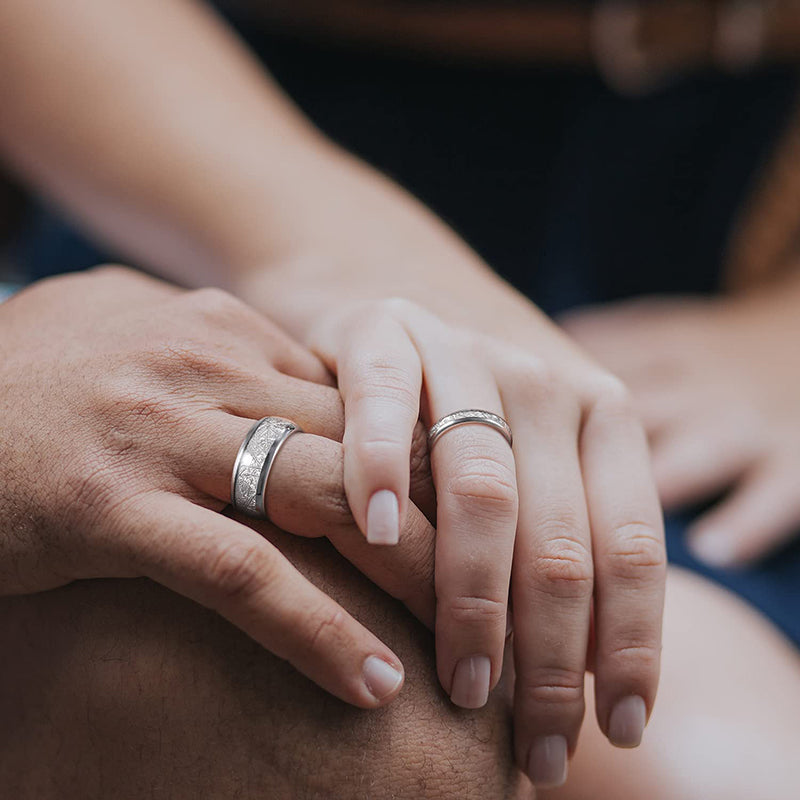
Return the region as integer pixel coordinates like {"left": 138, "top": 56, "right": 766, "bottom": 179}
{"left": 0, "top": 532, "right": 528, "bottom": 799}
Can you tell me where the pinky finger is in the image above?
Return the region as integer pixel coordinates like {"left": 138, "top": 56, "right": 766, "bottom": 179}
{"left": 129, "top": 494, "right": 405, "bottom": 708}
{"left": 688, "top": 463, "right": 800, "bottom": 568}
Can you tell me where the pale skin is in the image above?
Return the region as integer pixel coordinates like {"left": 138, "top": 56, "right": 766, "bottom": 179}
{"left": 563, "top": 272, "right": 800, "bottom": 567}
{"left": 0, "top": 0, "right": 668, "bottom": 788}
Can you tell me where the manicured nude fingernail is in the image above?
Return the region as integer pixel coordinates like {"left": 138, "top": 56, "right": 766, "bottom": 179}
{"left": 527, "top": 735, "right": 568, "bottom": 788}
{"left": 608, "top": 695, "right": 647, "bottom": 748}
{"left": 366, "top": 490, "right": 399, "bottom": 545}
{"left": 450, "top": 655, "right": 491, "bottom": 709}
{"left": 362, "top": 656, "right": 403, "bottom": 701}
{"left": 689, "top": 530, "right": 737, "bottom": 568}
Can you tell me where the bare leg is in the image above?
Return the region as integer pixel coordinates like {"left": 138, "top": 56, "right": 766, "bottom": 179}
{"left": 2, "top": 524, "right": 797, "bottom": 799}
{"left": 544, "top": 567, "right": 800, "bottom": 800}
{"left": 0, "top": 529, "right": 528, "bottom": 800}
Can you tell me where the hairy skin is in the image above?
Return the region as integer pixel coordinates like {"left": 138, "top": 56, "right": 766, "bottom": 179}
{"left": 0, "top": 527, "right": 528, "bottom": 800}
{"left": 1, "top": 524, "right": 799, "bottom": 799}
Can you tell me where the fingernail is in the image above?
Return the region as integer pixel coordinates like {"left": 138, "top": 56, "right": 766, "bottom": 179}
{"left": 366, "top": 490, "right": 400, "bottom": 545}
{"left": 527, "top": 735, "right": 568, "bottom": 788}
{"left": 450, "top": 655, "right": 491, "bottom": 708}
{"left": 689, "top": 530, "right": 737, "bottom": 568}
{"left": 362, "top": 656, "right": 403, "bottom": 701}
{"left": 608, "top": 695, "right": 647, "bottom": 748}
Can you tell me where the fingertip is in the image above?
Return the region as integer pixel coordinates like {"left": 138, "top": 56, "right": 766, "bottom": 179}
{"left": 607, "top": 694, "right": 647, "bottom": 748}
{"left": 449, "top": 654, "right": 491, "bottom": 709}
{"left": 366, "top": 490, "right": 400, "bottom": 545}
{"left": 688, "top": 528, "right": 740, "bottom": 568}
{"left": 527, "top": 735, "right": 568, "bottom": 788}
{"left": 362, "top": 655, "right": 404, "bottom": 705}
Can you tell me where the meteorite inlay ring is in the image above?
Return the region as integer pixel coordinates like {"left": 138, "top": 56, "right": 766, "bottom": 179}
{"left": 427, "top": 409, "right": 513, "bottom": 451}
{"left": 231, "top": 417, "right": 303, "bottom": 519}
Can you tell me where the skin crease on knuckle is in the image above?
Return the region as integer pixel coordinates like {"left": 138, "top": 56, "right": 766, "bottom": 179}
{"left": 0, "top": 530, "right": 530, "bottom": 800}
{"left": 526, "top": 525, "right": 594, "bottom": 601}
{"left": 601, "top": 523, "right": 667, "bottom": 584}
{"left": 443, "top": 454, "right": 518, "bottom": 520}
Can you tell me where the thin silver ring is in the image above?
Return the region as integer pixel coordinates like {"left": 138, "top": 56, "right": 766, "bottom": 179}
{"left": 230, "top": 416, "right": 302, "bottom": 519}
{"left": 427, "top": 409, "right": 513, "bottom": 450}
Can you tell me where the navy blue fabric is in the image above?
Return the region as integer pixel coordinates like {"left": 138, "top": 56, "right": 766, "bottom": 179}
{"left": 665, "top": 512, "right": 800, "bottom": 646}
{"left": 15, "top": 28, "right": 800, "bottom": 646}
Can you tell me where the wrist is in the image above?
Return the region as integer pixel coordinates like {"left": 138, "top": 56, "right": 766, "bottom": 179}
{"left": 225, "top": 149, "right": 555, "bottom": 347}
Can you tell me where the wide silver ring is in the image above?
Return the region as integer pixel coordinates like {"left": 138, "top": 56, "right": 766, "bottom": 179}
{"left": 230, "top": 417, "right": 302, "bottom": 519}
{"left": 427, "top": 409, "right": 513, "bottom": 450}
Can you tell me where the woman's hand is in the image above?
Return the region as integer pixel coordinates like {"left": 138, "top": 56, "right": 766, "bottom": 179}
{"left": 0, "top": 267, "right": 442, "bottom": 710}
{"left": 306, "top": 297, "right": 667, "bottom": 787}
{"left": 563, "top": 284, "right": 800, "bottom": 567}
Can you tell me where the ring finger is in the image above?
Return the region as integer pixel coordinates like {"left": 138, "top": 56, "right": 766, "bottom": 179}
{"left": 409, "top": 315, "right": 518, "bottom": 710}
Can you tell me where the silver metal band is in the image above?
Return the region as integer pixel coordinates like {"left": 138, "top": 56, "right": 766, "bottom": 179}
{"left": 231, "top": 417, "right": 302, "bottom": 519}
{"left": 427, "top": 409, "right": 513, "bottom": 450}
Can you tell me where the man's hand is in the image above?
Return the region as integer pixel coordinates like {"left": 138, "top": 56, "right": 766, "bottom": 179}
{"left": 0, "top": 267, "right": 441, "bottom": 710}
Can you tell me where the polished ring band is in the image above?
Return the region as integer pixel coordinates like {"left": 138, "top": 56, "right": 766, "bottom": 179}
{"left": 231, "top": 416, "right": 302, "bottom": 519}
{"left": 427, "top": 409, "right": 513, "bottom": 450}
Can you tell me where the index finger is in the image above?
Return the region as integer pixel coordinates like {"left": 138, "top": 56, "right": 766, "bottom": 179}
{"left": 336, "top": 312, "right": 423, "bottom": 546}
{"left": 124, "top": 493, "right": 406, "bottom": 709}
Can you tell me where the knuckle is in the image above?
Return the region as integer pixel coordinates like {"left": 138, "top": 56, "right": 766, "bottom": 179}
{"left": 498, "top": 351, "right": 582, "bottom": 419}
{"left": 602, "top": 522, "right": 666, "bottom": 582}
{"left": 409, "top": 420, "right": 432, "bottom": 482}
{"left": 445, "top": 458, "right": 517, "bottom": 515}
{"left": 205, "top": 540, "right": 268, "bottom": 603}
{"left": 588, "top": 375, "right": 635, "bottom": 417}
{"left": 506, "top": 353, "right": 556, "bottom": 401}
{"left": 527, "top": 532, "right": 594, "bottom": 598}
{"left": 317, "top": 467, "right": 356, "bottom": 533}
{"left": 58, "top": 460, "right": 119, "bottom": 523}
{"left": 186, "top": 287, "right": 247, "bottom": 326}
{"left": 167, "top": 345, "right": 251, "bottom": 388}
{"left": 56, "top": 462, "right": 150, "bottom": 549}
{"left": 518, "top": 667, "right": 585, "bottom": 709}
{"left": 393, "top": 538, "right": 436, "bottom": 609}
{"left": 349, "top": 360, "right": 419, "bottom": 411}
{"left": 295, "top": 606, "right": 351, "bottom": 664}
{"left": 378, "top": 296, "right": 418, "bottom": 320}
{"left": 604, "top": 640, "right": 662, "bottom": 677}
{"left": 444, "top": 594, "right": 507, "bottom": 628}
{"left": 104, "top": 376, "right": 197, "bottom": 430}
{"left": 89, "top": 263, "right": 134, "bottom": 282}
{"left": 162, "top": 344, "right": 223, "bottom": 379}
{"left": 348, "top": 436, "right": 408, "bottom": 474}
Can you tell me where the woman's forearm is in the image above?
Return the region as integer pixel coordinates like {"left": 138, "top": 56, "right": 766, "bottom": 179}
{"left": 0, "top": 0, "right": 552, "bottom": 347}
{"left": 0, "top": 0, "right": 330, "bottom": 283}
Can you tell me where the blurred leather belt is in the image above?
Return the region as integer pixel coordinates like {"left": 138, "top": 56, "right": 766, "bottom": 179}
{"left": 249, "top": 0, "right": 800, "bottom": 94}
{"left": 234, "top": 0, "right": 800, "bottom": 290}
{"left": 593, "top": 0, "right": 770, "bottom": 93}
